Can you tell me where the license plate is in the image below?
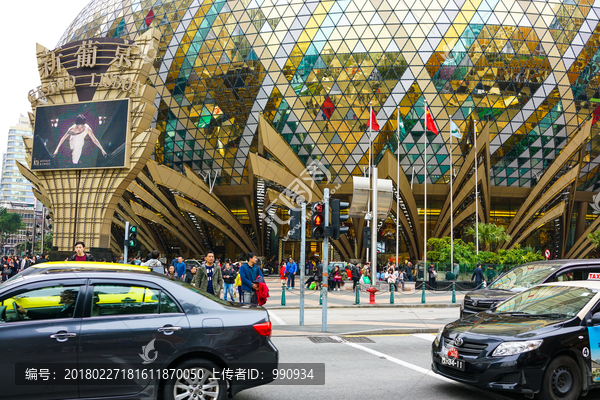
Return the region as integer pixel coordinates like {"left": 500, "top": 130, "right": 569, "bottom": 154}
{"left": 440, "top": 356, "right": 465, "bottom": 371}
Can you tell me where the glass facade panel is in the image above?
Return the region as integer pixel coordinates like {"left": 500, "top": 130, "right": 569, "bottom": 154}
{"left": 56, "top": 0, "right": 600, "bottom": 192}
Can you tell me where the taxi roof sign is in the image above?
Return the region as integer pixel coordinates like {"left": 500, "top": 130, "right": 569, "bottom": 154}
{"left": 588, "top": 272, "right": 600, "bottom": 281}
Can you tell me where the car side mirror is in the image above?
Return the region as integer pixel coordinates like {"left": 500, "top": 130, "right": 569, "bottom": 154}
{"left": 586, "top": 312, "right": 600, "bottom": 326}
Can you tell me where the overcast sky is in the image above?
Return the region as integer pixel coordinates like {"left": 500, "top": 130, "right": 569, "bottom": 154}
{"left": 0, "top": 1, "right": 85, "bottom": 156}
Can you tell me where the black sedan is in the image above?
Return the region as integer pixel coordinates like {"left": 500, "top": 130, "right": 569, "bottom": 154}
{"left": 461, "top": 259, "right": 600, "bottom": 318}
{"left": 433, "top": 281, "right": 600, "bottom": 400}
{"left": 0, "top": 266, "right": 278, "bottom": 400}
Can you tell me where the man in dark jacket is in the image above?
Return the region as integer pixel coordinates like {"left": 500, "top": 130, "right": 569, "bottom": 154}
{"left": 193, "top": 251, "right": 223, "bottom": 296}
{"left": 67, "top": 242, "right": 95, "bottom": 262}
{"left": 239, "top": 253, "right": 263, "bottom": 303}
{"left": 222, "top": 263, "right": 236, "bottom": 301}
{"left": 405, "top": 262, "right": 413, "bottom": 282}
{"left": 19, "top": 256, "right": 31, "bottom": 272}
{"left": 471, "top": 263, "right": 485, "bottom": 289}
{"left": 36, "top": 253, "right": 50, "bottom": 264}
{"left": 184, "top": 266, "right": 197, "bottom": 284}
{"left": 351, "top": 264, "right": 361, "bottom": 292}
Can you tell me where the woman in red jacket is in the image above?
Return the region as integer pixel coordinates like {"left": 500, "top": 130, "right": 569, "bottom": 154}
{"left": 279, "top": 260, "right": 287, "bottom": 281}
{"left": 252, "top": 276, "right": 269, "bottom": 306}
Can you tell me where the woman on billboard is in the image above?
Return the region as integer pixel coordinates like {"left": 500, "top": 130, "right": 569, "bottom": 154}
{"left": 51, "top": 114, "right": 107, "bottom": 164}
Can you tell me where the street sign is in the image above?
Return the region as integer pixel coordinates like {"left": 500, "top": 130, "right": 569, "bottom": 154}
{"left": 544, "top": 249, "right": 551, "bottom": 259}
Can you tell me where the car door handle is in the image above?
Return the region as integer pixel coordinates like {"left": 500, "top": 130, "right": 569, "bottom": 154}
{"left": 50, "top": 332, "right": 77, "bottom": 342}
{"left": 157, "top": 326, "right": 181, "bottom": 335}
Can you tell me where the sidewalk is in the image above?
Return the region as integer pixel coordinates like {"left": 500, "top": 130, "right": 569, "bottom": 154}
{"left": 266, "top": 306, "right": 460, "bottom": 337}
{"left": 263, "top": 276, "right": 465, "bottom": 310}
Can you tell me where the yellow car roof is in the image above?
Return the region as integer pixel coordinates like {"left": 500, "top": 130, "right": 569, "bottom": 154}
{"left": 31, "top": 261, "right": 151, "bottom": 271}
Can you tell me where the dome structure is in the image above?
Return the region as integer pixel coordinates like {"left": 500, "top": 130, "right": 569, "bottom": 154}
{"left": 45, "top": 0, "right": 600, "bottom": 260}
{"left": 59, "top": 0, "right": 600, "bottom": 190}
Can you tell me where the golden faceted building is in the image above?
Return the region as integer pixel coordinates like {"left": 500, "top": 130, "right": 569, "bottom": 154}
{"left": 19, "top": 0, "right": 600, "bottom": 261}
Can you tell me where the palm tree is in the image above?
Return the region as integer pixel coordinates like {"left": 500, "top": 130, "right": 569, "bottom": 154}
{"left": 466, "top": 222, "right": 512, "bottom": 252}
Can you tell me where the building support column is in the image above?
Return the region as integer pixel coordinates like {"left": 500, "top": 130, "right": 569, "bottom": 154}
{"left": 574, "top": 202, "right": 589, "bottom": 243}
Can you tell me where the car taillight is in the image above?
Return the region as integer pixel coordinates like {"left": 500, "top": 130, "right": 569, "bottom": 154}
{"left": 253, "top": 321, "right": 272, "bottom": 336}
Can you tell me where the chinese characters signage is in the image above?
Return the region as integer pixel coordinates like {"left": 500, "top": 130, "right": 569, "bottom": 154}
{"left": 31, "top": 38, "right": 142, "bottom": 103}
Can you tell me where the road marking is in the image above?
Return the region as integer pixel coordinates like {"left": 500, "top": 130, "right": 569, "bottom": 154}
{"left": 412, "top": 333, "right": 436, "bottom": 342}
{"left": 330, "top": 336, "right": 512, "bottom": 400}
{"left": 268, "top": 310, "right": 287, "bottom": 325}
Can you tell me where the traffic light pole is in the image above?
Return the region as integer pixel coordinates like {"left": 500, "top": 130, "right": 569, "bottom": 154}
{"left": 31, "top": 214, "right": 36, "bottom": 256}
{"left": 321, "top": 188, "right": 329, "bottom": 332}
{"left": 299, "top": 202, "right": 306, "bottom": 326}
{"left": 124, "top": 221, "right": 129, "bottom": 263}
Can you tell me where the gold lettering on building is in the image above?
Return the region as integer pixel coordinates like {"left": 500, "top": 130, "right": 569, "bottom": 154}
{"left": 39, "top": 48, "right": 63, "bottom": 78}
{"left": 74, "top": 41, "right": 99, "bottom": 68}
{"left": 110, "top": 45, "right": 136, "bottom": 68}
{"left": 28, "top": 75, "right": 76, "bottom": 103}
{"left": 95, "top": 73, "right": 141, "bottom": 95}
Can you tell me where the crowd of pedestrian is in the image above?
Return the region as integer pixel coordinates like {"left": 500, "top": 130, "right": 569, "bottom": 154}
{"left": 158, "top": 251, "right": 268, "bottom": 306}
{"left": 0, "top": 253, "right": 49, "bottom": 281}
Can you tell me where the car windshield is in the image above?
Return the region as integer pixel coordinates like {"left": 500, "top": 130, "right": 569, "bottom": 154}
{"left": 488, "top": 263, "right": 562, "bottom": 291}
{"left": 495, "top": 285, "right": 598, "bottom": 318}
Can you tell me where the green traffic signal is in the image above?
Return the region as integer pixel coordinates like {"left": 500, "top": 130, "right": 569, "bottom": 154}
{"left": 128, "top": 225, "right": 138, "bottom": 249}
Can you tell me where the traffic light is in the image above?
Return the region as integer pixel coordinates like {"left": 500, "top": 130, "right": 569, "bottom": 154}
{"left": 311, "top": 202, "right": 325, "bottom": 239}
{"left": 330, "top": 199, "right": 350, "bottom": 240}
{"left": 288, "top": 208, "right": 302, "bottom": 240}
{"left": 128, "top": 225, "right": 138, "bottom": 250}
{"left": 362, "top": 226, "right": 371, "bottom": 248}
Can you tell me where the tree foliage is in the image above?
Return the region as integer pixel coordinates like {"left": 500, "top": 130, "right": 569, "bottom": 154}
{"left": 427, "top": 238, "right": 544, "bottom": 265}
{"left": 465, "top": 222, "right": 511, "bottom": 252}
{"left": 0, "top": 208, "right": 26, "bottom": 249}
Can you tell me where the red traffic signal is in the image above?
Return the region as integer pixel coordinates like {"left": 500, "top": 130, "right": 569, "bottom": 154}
{"left": 311, "top": 202, "right": 325, "bottom": 239}
{"left": 313, "top": 214, "right": 323, "bottom": 226}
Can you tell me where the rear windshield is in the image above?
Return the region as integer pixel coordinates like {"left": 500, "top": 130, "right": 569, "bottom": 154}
{"left": 488, "top": 263, "right": 563, "bottom": 291}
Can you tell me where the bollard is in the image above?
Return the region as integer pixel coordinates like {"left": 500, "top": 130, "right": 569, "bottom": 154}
{"left": 421, "top": 280, "right": 426, "bottom": 304}
{"left": 319, "top": 290, "right": 323, "bottom": 305}
{"left": 452, "top": 281, "right": 456, "bottom": 304}
{"left": 281, "top": 282, "right": 286, "bottom": 306}
{"left": 390, "top": 283, "right": 394, "bottom": 304}
{"left": 355, "top": 285, "right": 360, "bottom": 305}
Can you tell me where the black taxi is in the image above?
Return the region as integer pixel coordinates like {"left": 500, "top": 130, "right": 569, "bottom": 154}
{"left": 461, "top": 259, "right": 600, "bottom": 318}
{"left": 432, "top": 281, "right": 600, "bottom": 400}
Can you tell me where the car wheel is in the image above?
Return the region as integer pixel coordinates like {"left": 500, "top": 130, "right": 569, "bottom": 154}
{"left": 539, "top": 355, "right": 581, "bottom": 400}
{"left": 162, "top": 359, "right": 226, "bottom": 400}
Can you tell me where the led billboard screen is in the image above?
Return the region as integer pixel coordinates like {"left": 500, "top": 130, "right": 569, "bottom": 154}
{"left": 31, "top": 99, "right": 130, "bottom": 170}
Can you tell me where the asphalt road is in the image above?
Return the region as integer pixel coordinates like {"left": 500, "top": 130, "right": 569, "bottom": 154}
{"left": 234, "top": 334, "right": 596, "bottom": 400}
